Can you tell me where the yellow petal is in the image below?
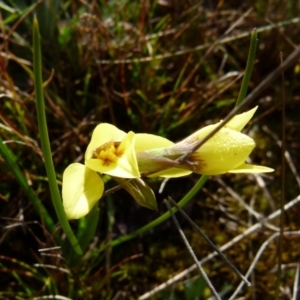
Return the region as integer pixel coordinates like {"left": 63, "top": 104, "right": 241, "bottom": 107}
{"left": 226, "top": 106, "right": 258, "bottom": 132}
{"left": 85, "top": 123, "right": 126, "bottom": 161}
{"left": 228, "top": 164, "right": 274, "bottom": 173}
{"left": 189, "top": 127, "right": 255, "bottom": 175}
{"left": 86, "top": 131, "right": 140, "bottom": 178}
{"left": 182, "top": 107, "right": 258, "bottom": 146}
{"left": 181, "top": 123, "right": 220, "bottom": 145}
{"left": 62, "top": 163, "right": 104, "bottom": 219}
{"left": 135, "top": 133, "right": 174, "bottom": 152}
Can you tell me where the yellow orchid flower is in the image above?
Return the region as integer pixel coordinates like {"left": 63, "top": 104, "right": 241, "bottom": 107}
{"left": 139, "top": 107, "right": 273, "bottom": 176}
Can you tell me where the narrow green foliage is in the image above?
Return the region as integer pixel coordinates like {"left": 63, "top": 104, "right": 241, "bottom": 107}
{"left": 32, "top": 17, "right": 82, "bottom": 255}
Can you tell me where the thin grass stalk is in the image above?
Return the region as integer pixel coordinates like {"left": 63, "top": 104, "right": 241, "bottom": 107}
{"left": 32, "top": 17, "right": 82, "bottom": 255}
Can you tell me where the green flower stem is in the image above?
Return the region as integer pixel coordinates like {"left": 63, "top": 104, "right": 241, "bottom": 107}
{"left": 33, "top": 17, "right": 82, "bottom": 255}
{"left": 0, "top": 136, "right": 56, "bottom": 234}
{"left": 110, "top": 175, "right": 208, "bottom": 247}
{"left": 236, "top": 29, "right": 258, "bottom": 107}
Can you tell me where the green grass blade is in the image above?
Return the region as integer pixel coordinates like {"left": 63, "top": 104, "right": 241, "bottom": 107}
{"left": 0, "top": 136, "right": 56, "bottom": 233}
{"left": 32, "top": 17, "right": 82, "bottom": 255}
{"left": 236, "top": 29, "right": 258, "bottom": 107}
{"left": 110, "top": 175, "right": 208, "bottom": 247}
